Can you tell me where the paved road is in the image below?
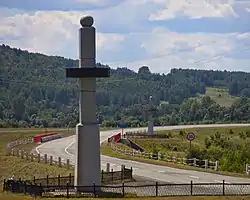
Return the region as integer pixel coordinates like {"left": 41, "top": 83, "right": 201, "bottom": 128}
{"left": 36, "top": 124, "right": 250, "bottom": 185}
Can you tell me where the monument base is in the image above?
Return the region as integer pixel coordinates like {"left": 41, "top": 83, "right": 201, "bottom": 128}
{"left": 74, "top": 123, "right": 101, "bottom": 190}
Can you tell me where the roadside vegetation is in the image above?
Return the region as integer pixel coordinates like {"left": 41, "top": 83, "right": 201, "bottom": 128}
{"left": 102, "top": 126, "right": 250, "bottom": 176}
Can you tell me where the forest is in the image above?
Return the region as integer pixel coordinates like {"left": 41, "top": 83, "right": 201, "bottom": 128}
{"left": 0, "top": 44, "right": 250, "bottom": 128}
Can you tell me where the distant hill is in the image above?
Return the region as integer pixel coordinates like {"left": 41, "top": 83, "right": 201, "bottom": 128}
{"left": 0, "top": 44, "right": 250, "bottom": 128}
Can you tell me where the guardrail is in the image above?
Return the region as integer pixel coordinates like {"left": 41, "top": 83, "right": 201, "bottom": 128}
{"left": 3, "top": 179, "right": 250, "bottom": 198}
{"left": 110, "top": 143, "right": 218, "bottom": 171}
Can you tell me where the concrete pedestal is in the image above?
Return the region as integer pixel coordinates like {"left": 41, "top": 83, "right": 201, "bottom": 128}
{"left": 74, "top": 123, "right": 101, "bottom": 188}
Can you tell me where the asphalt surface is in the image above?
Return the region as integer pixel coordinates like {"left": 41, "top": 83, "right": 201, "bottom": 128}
{"left": 36, "top": 124, "right": 250, "bottom": 185}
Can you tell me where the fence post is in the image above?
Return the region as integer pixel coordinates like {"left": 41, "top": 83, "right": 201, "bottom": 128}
{"left": 193, "top": 158, "right": 197, "bottom": 167}
{"left": 156, "top": 182, "right": 158, "bottom": 197}
{"left": 49, "top": 156, "right": 53, "bottom": 165}
{"left": 31, "top": 153, "right": 34, "bottom": 162}
{"left": 58, "top": 157, "right": 62, "bottom": 167}
{"left": 37, "top": 154, "right": 41, "bottom": 163}
{"left": 58, "top": 175, "right": 60, "bottom": 186}
{"left": 204, "top": 159, "right": 208, "bottom": 169}
{"left": 66, "top": 159, "right": 70, "bottom": 169}
{"left": 106, "top": 163, "right": 110, "bottom": 172}
{"left": 222, "top": 180, "right": 225, "bottom": 196}
{"left": 24, "top": 181, "right": 27, "bottom": 195}
{"left": 121, "top": 165, "right": 124, "bottom": 181}
{"left": 46, "top": 175, "right": 49, "bottom": 187}
{"left": 190, "top": 180, "right": 193, "bottom": 195}
{"left": 246, "top": 164, "right": 249, "bottom": 175}
{"left": 158, "top": 153, "right": 161, "bottom": 161}
{"left": 93, "top": 182, "right": 96, "bottom": 197}
{"left": 69, "top": 173, "right": 72, "bottom": 185}
{"left": 44, "top": 154, "right": 47, "bottom": 164}
{"left": 111, "top": 169, "right": 113, "bottom": 183}
{"left": 215, "top": 160, "right": 219, "bottom": 171}
{"left": 130, "top": 167, "right": 133, "bottom": 179}
{"left": 66, "top": 182, "right": 69, "bottom": 198}
{"left": 122, "top": 182, "right": 125, "bottom": 197}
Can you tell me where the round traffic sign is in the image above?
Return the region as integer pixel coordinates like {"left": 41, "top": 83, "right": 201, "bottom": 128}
{"left": 187, "top": 132, "right": 195, "bottom": 141}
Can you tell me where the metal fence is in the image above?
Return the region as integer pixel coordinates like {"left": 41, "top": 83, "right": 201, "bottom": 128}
{"left": 21, "top": 168, "right": 133, "bottom": 187}
{"left": 3, "top": 179, "right": 250, "bottom": 198}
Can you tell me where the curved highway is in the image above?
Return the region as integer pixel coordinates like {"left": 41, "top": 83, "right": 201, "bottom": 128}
{"left": 36, "top": 124, "right": 250, "bottom": 184}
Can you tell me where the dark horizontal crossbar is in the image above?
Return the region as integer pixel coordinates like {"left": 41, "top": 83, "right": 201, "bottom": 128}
{"left": 66, "top": 67, "right": 110, "bottom": 78}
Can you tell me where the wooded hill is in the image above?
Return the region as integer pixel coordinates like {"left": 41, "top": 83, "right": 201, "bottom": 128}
{"left": 0, "top": 44, "right": 250, "bottom": 128}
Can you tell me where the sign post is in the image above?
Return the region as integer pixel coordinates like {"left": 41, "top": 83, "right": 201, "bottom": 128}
{"left": 187, "top": 132, "right": 195, "bottom": 150}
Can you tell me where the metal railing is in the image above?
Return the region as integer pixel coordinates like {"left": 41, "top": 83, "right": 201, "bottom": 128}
{"left": 3, "top": 179, "right": 250, "bottom": 198}
{"left": 22, "top": 168, "right": 133, "bottom": 187}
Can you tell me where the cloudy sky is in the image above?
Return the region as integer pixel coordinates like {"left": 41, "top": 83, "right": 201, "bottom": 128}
{"left": 0, "top": 0, "right": 250, "bottom": 73}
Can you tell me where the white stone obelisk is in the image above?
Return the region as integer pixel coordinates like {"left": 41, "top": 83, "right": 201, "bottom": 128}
{"left": 147, "top": 96, "right": 154, "bottom": 136}
{"left": 74, "top": 16, "right": 101, "bottom": 188}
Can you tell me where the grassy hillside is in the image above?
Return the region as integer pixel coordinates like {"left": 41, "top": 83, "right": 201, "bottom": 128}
{"left": 197, "top": 87, "right": 239, "bottom": 107}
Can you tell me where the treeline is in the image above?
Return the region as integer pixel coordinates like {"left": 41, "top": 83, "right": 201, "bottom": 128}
{"left": 0, "top": 44, "right": 250, "bottom": 128}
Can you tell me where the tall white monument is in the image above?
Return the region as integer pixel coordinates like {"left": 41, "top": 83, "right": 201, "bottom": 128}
{"left": 66, "top": 16, "right": 110, "bottom": 190}
{"left": 147, "top": 96, "right": 154, "bottom": 136}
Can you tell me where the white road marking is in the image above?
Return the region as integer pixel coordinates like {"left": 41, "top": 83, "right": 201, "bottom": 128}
{"left": 189, "top": 176, "right": 199, "bottom": 179}
{"left": 64, "top": 141, "right": 75, "bottom": 156}
{"left": 158, "top": 171, "right": 165, "bottom": 173}
{"left": 35, "top": 142, "right": 47, "bottom": 154}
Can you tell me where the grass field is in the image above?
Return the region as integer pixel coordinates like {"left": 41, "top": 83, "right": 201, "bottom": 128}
{"left": 0, "top": 128, "right": 74, "bottom": 182}
{"left": 0, "top": 126, "right": 114, "bottom": 181}
{"left": 197, "top": 87, "right": 238, "bottom": 107}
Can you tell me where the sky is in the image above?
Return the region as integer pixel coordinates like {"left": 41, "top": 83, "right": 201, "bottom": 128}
{"left": 0, "top": 0, "right": 250, "bottom": 74}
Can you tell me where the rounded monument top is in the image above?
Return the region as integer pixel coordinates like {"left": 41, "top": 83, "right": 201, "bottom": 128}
{"left": 80, "top": 16, "right": 94, "bottom": 27}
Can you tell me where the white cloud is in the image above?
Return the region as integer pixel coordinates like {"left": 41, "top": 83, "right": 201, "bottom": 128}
{"left": 0, "top": 1, "right": 249, "bottom": 74}
{"left": 149, "top": 0, "right": 237, "bottom": 20}
{"left": 0, "top": 10, "right": 125, "bottom": 59}
{"left": 108, "top": 27, "right": 250, "bottom": 73}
